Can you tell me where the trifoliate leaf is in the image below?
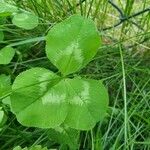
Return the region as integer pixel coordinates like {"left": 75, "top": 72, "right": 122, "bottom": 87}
{"left": 46, "top": 15, "right": 100, "bottom": 76}
{"left": 12, "top": 13, "right": 39, "bottom": 30}
{"left": 0, "top": 46, "right": 15, "bottom": 64}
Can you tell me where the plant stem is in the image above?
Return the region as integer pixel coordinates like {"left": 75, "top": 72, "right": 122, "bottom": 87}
{"left": 119, "top": 44, "right": 128, "bottom": 149}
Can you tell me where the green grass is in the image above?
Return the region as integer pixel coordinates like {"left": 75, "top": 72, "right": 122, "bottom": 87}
{"left": 0, "top": 0, "right": 150, "bottom": 150}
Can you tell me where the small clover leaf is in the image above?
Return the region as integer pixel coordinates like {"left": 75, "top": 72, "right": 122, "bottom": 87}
{"left": 0, "top": 46, "right": 15, "bottom": 64}
{"left": 12, "top": 13, "right": 39, "bottom": 30}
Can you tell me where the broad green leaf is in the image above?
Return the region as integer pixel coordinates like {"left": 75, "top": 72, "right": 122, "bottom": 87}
{"left": 0, "top": 74, "right": 11, "bottom": 97}
{"left": 11, "top": 68, "right": 108, "bottom": 130}
{"left": 0, "top": 46, "right": 15, "bottom": 64}
{"left": 46, "top": 15, "right": 100, "bottom": 75}
{"left": 0, "top": 31, "right": 4, "bottom": 41}
{"left": 64, "top": 78, "right": 108, "bottom": 130}
{"left": 47, "top": 126, "right": 79, "bottom": 149}
{"left": 0, "top": 2, "right": 18, "bottom": 16}
{"left": 12, "top": 13, "right": 39, "bottom": 30}
{"left": 11, "top": 67, "right": 67, "bottom": 128}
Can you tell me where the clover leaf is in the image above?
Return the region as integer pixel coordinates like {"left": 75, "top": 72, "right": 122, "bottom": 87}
{"left": 0, "top": 46, "right": 15, "bottom": 64}
{"left": 12, "top": 13, "right": 39, "bottom": 30}
{"left": 10, "top": 15, "right": 109, "bottom": 130}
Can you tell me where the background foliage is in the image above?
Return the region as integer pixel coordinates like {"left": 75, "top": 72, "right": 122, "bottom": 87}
{"left": 0, "top": 0, "right": 150, "bottom": 149}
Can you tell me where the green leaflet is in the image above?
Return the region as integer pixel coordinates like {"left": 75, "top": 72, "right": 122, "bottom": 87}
{"left": 11, "top": 68, "right": 108, "bottom": 130}
{"left": 0, "top": 74, "right": 11, "bottom": 108}
{"left": 64, "top": 78, "right": 108, "bottom": 130}
{"left": 12, "top": 13, "right": 39, "bottom": 30}
{"left": 0, "top": 46, "right": 15, "bottom": 64}
{"left": 46, "top": 15, "right": 100, "bottom": 76}
{"left": 0, "top": 74, "right": 11, "bottom": 98}
{"left": 11, "top": 68, "right": 67, "bottom": 128}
